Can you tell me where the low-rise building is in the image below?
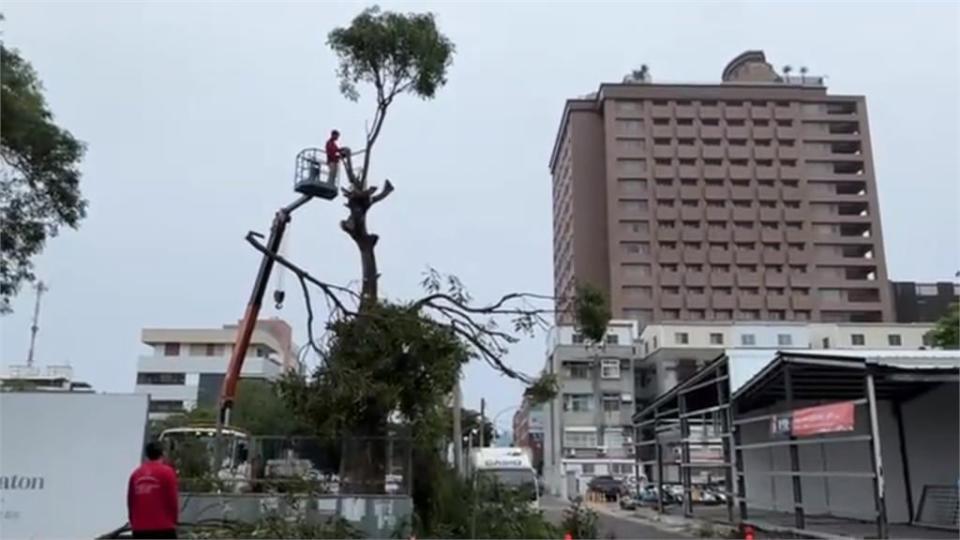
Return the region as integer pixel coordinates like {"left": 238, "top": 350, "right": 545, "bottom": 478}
{"left": 0, "top": 364, "right": 93, "bottom": 393}
{"left": 135, "top": 318, "right": 297, "bottom": 420}
{"left": 541, "top": 320, "right": 640, "bottom": 498}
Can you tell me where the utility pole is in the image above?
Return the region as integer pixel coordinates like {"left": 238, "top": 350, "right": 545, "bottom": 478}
{"left": 26, "top": 281, "right": 48, "bottom": 368}
{"left": 453, "top": 381, "right": 463, "bottom": 475}
{"left": 479, "top": 398, "right": 486, "bottom": 447}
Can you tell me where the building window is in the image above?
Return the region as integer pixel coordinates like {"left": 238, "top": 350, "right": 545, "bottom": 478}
{"left": 163, "top": 343, "right": 180, "bottom": 356}
{"left": 915, "top": 284, "right": 938, "bottom": 296}
{"left": 611, "top": 463, "right": 633, "bottom": 475}
{"left": 888, "top": 334, "right": 902, "bottom": 346}
{"left": 606, "top": 334, "right": 620, "bottom": 345}
{"left": 563, "top": 394, "right": 594, "bottom": 413}
{"left": 568, "top": 364, "right": 590, "bottom": 379}
{"left": 148, "top": 400, "right": 185, "bottom": 413}
{"left": 674, "top": 332, "right": 690, "bottom": 345}
{"left": 601, "top": 359, "right": 621, "bottom": 379}
{"left": 851, "top": 334, "right": 866, "bottom": 346}
{"left": 602, "top": 394, "right": 621, "bottom": 412}
{"left": 581, "top": 463, "right": 596, "bottom": 474}
{"left": 777, "top": 334, "right": 793, "bottom": 346}
{"left": 710, "top": 333, "right": 724, "bottom": 345}
{"left": 137, "top": 372, "right": 186, "bottom": 386}
{"left": 563, "top": 429, "right": 598, "bottom": 448}
{"left": 205, "top": 343, "right": 219, "bottom": 356}
{"left": 741, "top": 334, "right": 756, "bottom": 346}
{"left": 572, "top": 334, "right": 585, "bottom": 344}
{"left": 714, "top": 310, "right": 732, "bottom": 320}
{"left": 923, "top": 333, "right": 935, "bottom": 347}
{"left": 822, "top": 337, "right": 830, "bottom": 348}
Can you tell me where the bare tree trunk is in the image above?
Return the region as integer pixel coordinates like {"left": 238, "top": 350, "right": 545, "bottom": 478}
{"left": 341, "top": 189, "right": 379, "bottom": 308}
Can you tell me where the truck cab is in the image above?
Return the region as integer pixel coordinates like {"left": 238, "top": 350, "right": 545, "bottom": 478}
{"left": 469, "top": 447, "right": 540, "bottom": 509}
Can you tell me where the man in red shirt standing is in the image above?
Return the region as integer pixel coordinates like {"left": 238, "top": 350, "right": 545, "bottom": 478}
{"left": 325, "top": 129, "right": 343, "bottom": 185}
{"left": 127, "top": 442, "right": 179, "bottom": 539}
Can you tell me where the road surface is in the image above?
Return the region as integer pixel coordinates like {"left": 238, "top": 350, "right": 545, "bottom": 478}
{"left": 541, "top": 496, "right": 691, "bottom": 539}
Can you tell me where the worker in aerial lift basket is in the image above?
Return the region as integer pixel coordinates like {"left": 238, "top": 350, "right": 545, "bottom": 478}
{"left": 325, "top": 129, "right": 349, "bottom": 185}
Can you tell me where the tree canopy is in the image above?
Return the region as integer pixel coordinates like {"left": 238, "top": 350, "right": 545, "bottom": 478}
{"left": 929, "top": 303, "right": 959, "bottom": 349}
{"left": 1, "top": 43, "right": 87, "bottom": 312}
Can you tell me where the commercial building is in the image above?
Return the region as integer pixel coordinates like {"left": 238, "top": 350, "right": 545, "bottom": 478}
{"left": 541, "top": 320, "right": 640, "bottom": 498}
{"left": 890, "top": 280, "right": 959, "bottom": 323}
{"left": 549, "top": 50, "right": 893, "bottom": 326}
{"left": 135, "top": 318, "right": 297, "bottom": 419}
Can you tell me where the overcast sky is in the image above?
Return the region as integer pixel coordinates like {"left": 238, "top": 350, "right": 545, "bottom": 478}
{"left": 2, "top": 1, "right": 958, "bottom": 428}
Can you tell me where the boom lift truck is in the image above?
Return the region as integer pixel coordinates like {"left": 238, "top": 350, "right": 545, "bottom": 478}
{"left": 213, "top": 146, "right": 358, "bottom": 447}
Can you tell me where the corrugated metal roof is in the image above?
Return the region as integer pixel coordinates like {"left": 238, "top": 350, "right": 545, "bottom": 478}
{"left": 801, "top": 349, "right": 960, "bottom": 370}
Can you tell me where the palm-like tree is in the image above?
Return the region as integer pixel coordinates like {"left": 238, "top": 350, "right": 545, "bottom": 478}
{"left": 783, "top": 65, "right": 793, "bottom": 81}
{"left": 800, "top": 66, "right": 808, "bottom": 83}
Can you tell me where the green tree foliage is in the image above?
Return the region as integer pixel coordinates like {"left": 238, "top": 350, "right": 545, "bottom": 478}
{"left": 409, "top": 462, "right": 559, "bottom": 539}
{"left": 459, "top": 407, "right": 494, "bottom": 448}
{"left": 574, "top": 282, "right": 611, "bottom": 344}
{"left": 929, "top": 303, "right": 959, "bottom": 349}
{"left": 327, "top": 6, "right": 454, "bottom": 103}
{"left": 154, "top": 380, "right": 309, "bottom": 437}
{"left": 278, "top": 302, "right": 467, "bottom": 441}
{"left": 1, "top": 43, "right": 87, "bottom": 312}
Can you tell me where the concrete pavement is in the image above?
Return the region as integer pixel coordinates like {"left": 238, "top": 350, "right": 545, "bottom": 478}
{"left": 541, "top": 496, "right": 692, "bottom": 539}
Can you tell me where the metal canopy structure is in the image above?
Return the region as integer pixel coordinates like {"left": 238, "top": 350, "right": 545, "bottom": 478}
{"left": 632, "top": 354, "right": 735, "bottom": 521}
{"left": 734, "top": 351, "right": 959, "bottom": 412}
{"left": 633, "top": 349, "right": 960, "bottom": 540}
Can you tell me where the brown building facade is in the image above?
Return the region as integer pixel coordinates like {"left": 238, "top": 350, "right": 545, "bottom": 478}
{"left": 550, "top": 51, "right": 893, "bottom": 326}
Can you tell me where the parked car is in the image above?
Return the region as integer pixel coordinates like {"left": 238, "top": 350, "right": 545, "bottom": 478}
{"left": 637, "top": 485, "right": 678, "bottom": 506}
{"left": 588, "top": 475, "right": 625, "bottom": 501}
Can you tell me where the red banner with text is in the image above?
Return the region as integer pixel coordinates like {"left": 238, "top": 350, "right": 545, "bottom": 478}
{"left": 790, "top": 401, "right": 856, "bottom": 437}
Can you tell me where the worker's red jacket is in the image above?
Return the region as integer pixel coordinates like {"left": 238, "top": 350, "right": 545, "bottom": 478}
{"left": 127, "top": 460, "right": 179, "bottom": 532}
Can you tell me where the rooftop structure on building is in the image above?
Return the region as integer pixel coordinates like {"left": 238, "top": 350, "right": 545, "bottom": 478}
{"left": 889, "top": 280, "right": 959, "bottom": 323}
{"left": 0, "top": 364, "right": 93, "bottom": 393}
{"left": 135, "top": 318, "right": 297, "bottom": 420}
{"left": 550, "top": 50, "right": 893, "bottom": 327}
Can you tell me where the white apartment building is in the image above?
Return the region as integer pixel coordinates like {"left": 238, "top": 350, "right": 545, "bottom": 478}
{"left": 135, "top": 318, "right": 297, "bottom": 420}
